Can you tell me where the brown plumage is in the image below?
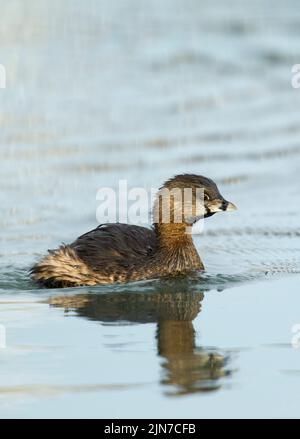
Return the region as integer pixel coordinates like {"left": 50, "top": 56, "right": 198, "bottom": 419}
{"left": 31, "top": 174, "right": 236, "bottom": 288}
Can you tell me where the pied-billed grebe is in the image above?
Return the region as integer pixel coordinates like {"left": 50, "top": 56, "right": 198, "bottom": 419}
{"left": 31, "top": 174, "right": 236, "bottom": 288}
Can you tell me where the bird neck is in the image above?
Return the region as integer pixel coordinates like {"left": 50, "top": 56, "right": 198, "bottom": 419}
{"left": 154, "top": 222, "right": 190, "bottom": 243}
{"left": 153, "top": 223, "right": 203, "bottom": 271}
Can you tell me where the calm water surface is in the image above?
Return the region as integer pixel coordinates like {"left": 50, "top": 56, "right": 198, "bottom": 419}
{"left": 0, "top": 0, "right": 300, "bottom": 418}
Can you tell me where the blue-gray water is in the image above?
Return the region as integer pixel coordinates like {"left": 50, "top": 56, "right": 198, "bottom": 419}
{"left": 0, "top": 0, "right": 300, "bottom": 418}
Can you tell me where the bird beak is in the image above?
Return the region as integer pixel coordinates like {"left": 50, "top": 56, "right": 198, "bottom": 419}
{"left": 206, "top": 199, "right": 237, "bottom": 213}
{"left": 224, "top": 201, "right": 237, "bottom": 212}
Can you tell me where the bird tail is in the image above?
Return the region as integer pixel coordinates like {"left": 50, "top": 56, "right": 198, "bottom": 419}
{"left": 30, "top": 245, "right": 98, "bottom": 288}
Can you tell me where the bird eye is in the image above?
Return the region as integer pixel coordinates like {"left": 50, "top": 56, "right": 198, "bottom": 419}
{"left": 204, "top": 194, "right": 210, "bottom": 201}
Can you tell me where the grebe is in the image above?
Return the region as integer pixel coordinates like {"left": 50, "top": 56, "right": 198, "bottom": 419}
{"left": 31, "top": 174, "right": 236, "bottom": 288}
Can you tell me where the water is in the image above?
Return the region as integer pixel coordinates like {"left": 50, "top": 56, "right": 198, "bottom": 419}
{"left": 0, "top": 0, "right": 300, "bottom": 418}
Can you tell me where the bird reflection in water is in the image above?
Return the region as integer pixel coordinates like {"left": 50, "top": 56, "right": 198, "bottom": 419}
{"left": 48, "top": 280, "right": 231, "bottom": 396}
